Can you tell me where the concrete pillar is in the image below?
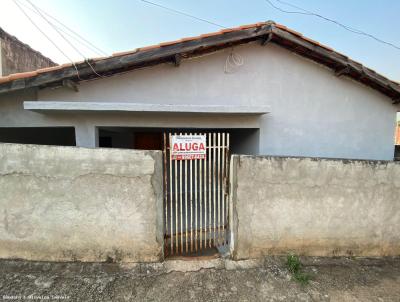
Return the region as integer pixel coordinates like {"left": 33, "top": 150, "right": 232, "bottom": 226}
{"left": 75, "top": 124, "right": 98, "bottom": 148}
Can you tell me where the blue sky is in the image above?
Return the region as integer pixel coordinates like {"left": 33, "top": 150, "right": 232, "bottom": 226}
{"left": 1, "top": 0, "right": 400, "bottom": 83}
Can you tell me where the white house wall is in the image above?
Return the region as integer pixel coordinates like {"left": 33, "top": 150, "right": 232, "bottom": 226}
{"left": 0, "top": 42, "right": 397, "bottom": 159}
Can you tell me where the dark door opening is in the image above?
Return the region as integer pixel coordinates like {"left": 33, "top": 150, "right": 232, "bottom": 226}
{"left": 98, "top": 127, "right": 259, "bottom": 155}
{"left": 134, "top": 132, "right": 163, "bottom": 150}
{"left": 0, "top": 127, "right": 76, "bottom": 146}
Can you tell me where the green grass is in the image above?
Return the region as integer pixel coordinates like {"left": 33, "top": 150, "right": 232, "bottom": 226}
{"left": 286, "top": 254, "right": 312, "bottom": 286}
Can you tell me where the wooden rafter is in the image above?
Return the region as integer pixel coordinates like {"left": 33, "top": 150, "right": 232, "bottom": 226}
{"left": 335, "top": 65, "right": 351, "bottom": 77}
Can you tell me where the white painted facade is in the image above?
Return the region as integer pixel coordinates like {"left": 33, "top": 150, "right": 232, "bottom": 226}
{"left": 0, "top": 42, "right": 398, "bottom": 159}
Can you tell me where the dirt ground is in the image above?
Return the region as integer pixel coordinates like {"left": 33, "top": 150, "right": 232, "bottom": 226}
{"left": 0, "top": 256, "right": 399, "bottom": 301}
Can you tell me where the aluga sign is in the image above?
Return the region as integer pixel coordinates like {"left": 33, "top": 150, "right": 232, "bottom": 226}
{"left": 171, "top": 135, "right": 206, "bottom": 160}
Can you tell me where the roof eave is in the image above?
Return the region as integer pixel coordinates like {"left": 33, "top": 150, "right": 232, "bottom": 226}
{"left": 0, "top": 23, "right": 274, "bottom": 94}
{"left": 0, "top": 22, "right": 399, "bottom": 101}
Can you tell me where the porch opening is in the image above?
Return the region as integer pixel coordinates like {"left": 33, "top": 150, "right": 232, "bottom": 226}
{"left": 98, "top": 127, "right": 259, "bottom": 155}
{"left": 0, "top": 127, "right": 76, "bottom": 146}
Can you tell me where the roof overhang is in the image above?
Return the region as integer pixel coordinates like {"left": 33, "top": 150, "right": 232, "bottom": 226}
{"left": 23, "top": 101, "right": 269, "bottom": 115}
{"left": 1, "top": 21, "right": 399, "bottom": 102}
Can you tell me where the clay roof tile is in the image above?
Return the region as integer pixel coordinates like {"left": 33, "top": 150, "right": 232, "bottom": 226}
{"left": 159, "top": 40, "right": 181, "bottom": 47}
{"left": 0, "top": 76, "right": 11, "bottom": 84}
{"left": 36, "top": 65, "right": 63, "bottom": 74}
{"left": 112, "top": 49, "right": 139, "bottom": 57}
{"left": 200, "top": 31, "right": 222, "bottom": 38}
{"left": 180, "top": 36, "right": 200, "bottom": 42}
{"left": 0, "top": 21, "right": 398, "bottom": 99}
{"left": 137, "top": 44, "right": 160, "bottom": 51}
{"left": 219, "top": 28, "right": 237, "bottom": 33}
{"left": 8, "top": 71, "right": 37, "bottom": 80}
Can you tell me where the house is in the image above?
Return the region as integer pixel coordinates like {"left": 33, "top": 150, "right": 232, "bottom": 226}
{"left": 1, "top": 21, "right": 400, "bottom": 262}
{"left": 0, "top": 21, "right": 399, "bottom": 160}
{"left": 0, "top": 27, "right": 56, "bottom": 76}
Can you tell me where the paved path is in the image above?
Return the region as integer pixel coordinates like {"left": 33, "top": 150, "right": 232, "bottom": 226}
{"left": 0, "top": 257, "right": 399, "bottom": 301}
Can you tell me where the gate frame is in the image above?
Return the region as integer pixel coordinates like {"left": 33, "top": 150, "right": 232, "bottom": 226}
{"left": 162, "top": 132, "right": 231, "bottom": 257}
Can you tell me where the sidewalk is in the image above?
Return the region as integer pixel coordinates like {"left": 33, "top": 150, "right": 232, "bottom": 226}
{"left": 0, "top": 257, "right": 399, "bottom": 301}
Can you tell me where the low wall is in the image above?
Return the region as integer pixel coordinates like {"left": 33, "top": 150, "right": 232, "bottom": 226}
{"left": 0, "top": 143, "right": 163, "bottom": 262}
{"left": 2, "top": 144, "right": 399, "bottom": 262}
{"left": 230, "top": 155, "right": 400, "bottom": 259}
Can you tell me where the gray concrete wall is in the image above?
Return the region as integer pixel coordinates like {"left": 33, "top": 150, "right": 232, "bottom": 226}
{"left": 230, "top": 155, "right": 400, "bottom": 259}
{"left": 0, "top": 42, "right": 397, "bottom": 158}
{"left": 0, "top": 143, "right": 163, "bottom": 262}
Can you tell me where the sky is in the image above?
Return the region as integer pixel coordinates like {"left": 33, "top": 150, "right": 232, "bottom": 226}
{"left": 1, "top": 0, "right": 400, "bottom": 85}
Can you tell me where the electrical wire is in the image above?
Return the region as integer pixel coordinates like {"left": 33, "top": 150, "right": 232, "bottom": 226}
{"left": 29, "top": 2, "right": 107, "bottom": 56}
{"left": 265, "top": 0, "right": 400, "bottom": 51}
{"left": 224, "top": 49, "right": 244, "bottom": 74}
{"left": 26, "top": 0, "right": 87, "bottom": 58}
{"left": 13, "top": 0, "right": 81, "bottom": 78}
{"left": 85, "top": 59, "right": 106, "bottom": 78}
{"left": 139, "top": 0, "right": 226, "bottom": 29}
{"left": 16, "top": 0, "right": 107, "bottom": 57}
{"left": 26, "top": 0, "right": 106, "bottom": 79}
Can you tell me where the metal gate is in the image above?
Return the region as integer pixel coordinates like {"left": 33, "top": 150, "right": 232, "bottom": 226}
{"left": 163, "top": 132, "right": 230, "bottom": 256}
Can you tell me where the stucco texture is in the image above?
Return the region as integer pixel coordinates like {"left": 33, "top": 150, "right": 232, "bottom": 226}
{"left": 0, "top": 143, "right": 163, "bottom": 262}
{"left": 230, "top": 155, "right": 400, "bottom": 259}
{"left": 35, "top": 43, "right": 398, "bottom": 159}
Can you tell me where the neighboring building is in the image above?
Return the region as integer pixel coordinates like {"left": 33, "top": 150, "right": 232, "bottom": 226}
{"left": 0, "top": 21, "right": 399, "bottom": 160}
{"left": 0, "top": 27, "right": 56, "bottom": 76}
{"left": 395, "top": 120, "right": 400, "bottom": 160}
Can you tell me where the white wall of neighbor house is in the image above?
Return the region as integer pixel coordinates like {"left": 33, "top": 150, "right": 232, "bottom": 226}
{"left": 0, "top": 42, "right": 397, "bottom": 159}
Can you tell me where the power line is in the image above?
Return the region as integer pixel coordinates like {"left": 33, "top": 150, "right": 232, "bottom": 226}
{"left": 16, "top": 0, "right": 106, "bottom": 57}
{"left": 32, "top": 4, "right": 108, "bottom": 56}
{"left": 265, "top": 0, "right": 400, "bottom": 51}
{"left": 13, "top": 0, "right": 81, "bottom": 78}
{"left": 25, "top": 0, "right": 106, "bottom": 78}
{"left": 16, "top": 0, "right": 107, "bottom": 57}
{"left": 26, "top": 0, "right": 87, "bottom": 59}
{"left": 139, "top": 0, "right": 226, "bottom": 29}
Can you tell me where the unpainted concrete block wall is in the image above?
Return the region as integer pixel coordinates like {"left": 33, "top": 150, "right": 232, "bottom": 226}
{"left": 0, "top": 143, "right": 163, "bottom": 262}
{"left": 230, "top": 155, "right": 400, "bottom": 259}
{"left": 0, "top": 28, "right": 56, "bottom": 76}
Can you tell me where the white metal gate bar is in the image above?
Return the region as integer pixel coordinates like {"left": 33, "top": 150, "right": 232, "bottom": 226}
{"left": 164, "top": 132, "right": 230, "bottom": 256}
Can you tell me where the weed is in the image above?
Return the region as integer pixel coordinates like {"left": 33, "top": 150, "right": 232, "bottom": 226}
{"left": 293, "top": 271, "right": 311, "bottom": 285}
{"left": 286, "top": 254, "right": 312, "bottom": 286}
{"left": 286, "top": 254, "right": 301, "bottom": 274}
